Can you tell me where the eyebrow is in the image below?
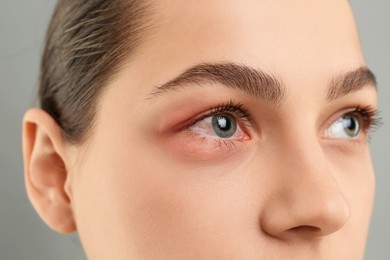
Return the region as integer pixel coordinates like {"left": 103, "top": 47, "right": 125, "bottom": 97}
{"left": 149, "top": 62, "right": 286, "bottom": 104}
{"left": 149, "top": 62, "right": 376, "bottom": 103}
{"left": 327, "top": 67, "right": 377, "bottom": 101}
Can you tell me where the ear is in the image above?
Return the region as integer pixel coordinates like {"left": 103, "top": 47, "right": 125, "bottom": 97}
{"left": 22, "top": 108, "right": 76, "bottom": 234}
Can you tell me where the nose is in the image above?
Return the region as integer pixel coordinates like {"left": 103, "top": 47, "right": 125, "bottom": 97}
{"left": 259, "top": 139, "right": 350, "bottom": 240}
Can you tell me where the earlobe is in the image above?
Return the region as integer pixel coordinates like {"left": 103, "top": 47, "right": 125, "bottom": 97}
{"left": 22, "top": 108, "right": 76, "bottom": 234}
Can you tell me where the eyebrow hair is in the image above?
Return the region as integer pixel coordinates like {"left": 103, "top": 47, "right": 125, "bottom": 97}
{"left": 149, "top": 62, "right": 376, "bottom": 103}
{"left": 149, "top": 62, "right": 286, "bottom": 104}
{"left": 327, "top": 67, "right": 377, "bottom": 101}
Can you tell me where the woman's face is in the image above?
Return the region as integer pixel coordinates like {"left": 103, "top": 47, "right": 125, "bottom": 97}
{"left": 67, "top": 0, "right": 377, "bottom": 258}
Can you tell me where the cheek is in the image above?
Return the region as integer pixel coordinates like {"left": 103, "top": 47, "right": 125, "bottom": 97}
{"left": 161, "top": 131, "right": 253, "bottom": 163}
{"left": 109, "top": 150, "right": 256, "bottom": 256}
{"left": 71, "top": 133, "right": 263, "bottom": 258}
{"left": 326, "top": 147, "right": 375, "bottom": 247}
{"left": 327, "top": 147, "right": 375, "bottom": 203}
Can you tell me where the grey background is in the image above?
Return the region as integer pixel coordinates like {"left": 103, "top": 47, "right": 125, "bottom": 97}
{"left": 0, "top": 0, "right": 388, "bottom": 259}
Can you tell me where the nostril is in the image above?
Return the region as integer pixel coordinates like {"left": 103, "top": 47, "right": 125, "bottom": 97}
{"left": 289, "top": 225, "right": 322, "bottom": 233}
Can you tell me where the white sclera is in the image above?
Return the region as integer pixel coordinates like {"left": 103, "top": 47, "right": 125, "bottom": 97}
{"left": 327, "top": 115, "right": 360, "bottom": 138}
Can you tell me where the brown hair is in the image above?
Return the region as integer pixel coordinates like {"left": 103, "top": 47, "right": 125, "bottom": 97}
{"left": 39, "top": 0, "right": 153, "bottom": 143}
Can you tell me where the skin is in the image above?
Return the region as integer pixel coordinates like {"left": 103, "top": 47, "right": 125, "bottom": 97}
{"left": 23, "top": 0, "right": 377, "bottom": 259}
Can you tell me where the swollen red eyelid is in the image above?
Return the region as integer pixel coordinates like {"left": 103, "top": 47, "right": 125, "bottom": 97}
{"left": 157, "top": 106, "right": 208, "bottom": 133}
{"left": 163, "top": 131, "right": 250, "bottom": 162}
{"left": 159, "top": 117, "right": 251, "bottom": 161}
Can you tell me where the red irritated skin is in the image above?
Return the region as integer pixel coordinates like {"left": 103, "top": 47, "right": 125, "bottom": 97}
{"left": 23, "top": 0, "right": 380, "bottom": 259}
{"left": 156, "top": 98, "right": 254, "bottom": 162}
{"left": 154, "top": 87, "right": 378, "bottom": 163}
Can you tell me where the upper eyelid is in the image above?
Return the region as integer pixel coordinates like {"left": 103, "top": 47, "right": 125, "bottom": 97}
{"left": 321, "top": 105, "right": 376, "bottom": 128}
{"left": 342, "top": 106, "right": 378, "bottom": 128}
{"left": 188, "top": 101, "right": 249, "bottom": 122}
{"left": 189, "top": 107, "right": 253, "bottom": 130}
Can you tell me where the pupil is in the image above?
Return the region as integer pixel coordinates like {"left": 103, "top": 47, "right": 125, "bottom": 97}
{"left": 346, "top": 118, "right": 356, "bottom": 130}
{"left": 217, "top": 116, "right": 230, "bottom": 130}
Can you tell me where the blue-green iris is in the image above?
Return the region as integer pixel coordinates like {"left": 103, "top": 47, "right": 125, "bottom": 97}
{"left": 342, "top": 115, "right": 360, "bottom": 137}
{"left": 211, "top": 114, "right": 237, "bottom": 138}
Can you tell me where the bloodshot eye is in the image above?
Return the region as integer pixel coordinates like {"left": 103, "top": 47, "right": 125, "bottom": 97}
{"left": 327, "top": 114, "right": 360, "bottom": 139}
{"left": 187, "top": 97, "right": 252, "bottom": 143}
{"left": 188, "top": 112, "right": 245, "bottom": 139}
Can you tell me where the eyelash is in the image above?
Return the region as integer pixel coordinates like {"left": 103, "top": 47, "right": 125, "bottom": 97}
{"left": 185, "top": 100, "right": 251, "bottom": 150}
{"left": 186, "top": 101, "right": 382, "bottom": 148}
{"left": 188, "top": 99, "right": 252, "bottom": 128}
{"left": 344, "top": 105, "right": 382, "bottom": 137}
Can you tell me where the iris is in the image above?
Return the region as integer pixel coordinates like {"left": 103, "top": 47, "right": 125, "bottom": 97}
{"left": 211, "top": 114, "right": 237, "bottom": 138}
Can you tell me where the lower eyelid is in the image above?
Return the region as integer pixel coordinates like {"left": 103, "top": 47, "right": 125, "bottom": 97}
{"left": 201, "top": 137, "right": 243, "bottom": 151}
{"left": 161, "top": 132, "right": 248, "bottom": 162}
{"left": 186, "top": 126, "right": 249, "bottom": 143}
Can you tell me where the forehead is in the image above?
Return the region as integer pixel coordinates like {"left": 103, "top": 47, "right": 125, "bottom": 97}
{"left": 144, "top": 0, "right": 362, "bottom": 61}
{"left": 118, "top": 0, "right": 364, "bottom": 101}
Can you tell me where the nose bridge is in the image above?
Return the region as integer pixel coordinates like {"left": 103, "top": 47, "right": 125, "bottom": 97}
{"left": 260, "top": 126, "right": 351, "bottom": 239}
